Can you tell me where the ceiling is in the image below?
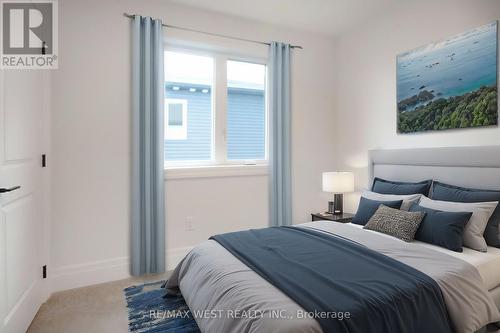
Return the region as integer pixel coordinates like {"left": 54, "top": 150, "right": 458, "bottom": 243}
{"left": 167, "top": 0, "right": 404, "bottom": 36}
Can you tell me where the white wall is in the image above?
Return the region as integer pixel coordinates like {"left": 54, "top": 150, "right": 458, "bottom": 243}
{"left": 333, "top": 0, "right": 500, "bottom": 212}
{"left": 50, "top": 0, "right": 337, "bottom": 291}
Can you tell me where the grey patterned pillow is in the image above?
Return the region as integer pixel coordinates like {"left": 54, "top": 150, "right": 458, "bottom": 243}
{"left": 363, "top": 205, "right": 426, "bottom": 242}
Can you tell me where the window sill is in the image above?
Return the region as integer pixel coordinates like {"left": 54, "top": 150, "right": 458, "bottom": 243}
{"left": 165, "top": 164, "right": 268, "bottom": 180}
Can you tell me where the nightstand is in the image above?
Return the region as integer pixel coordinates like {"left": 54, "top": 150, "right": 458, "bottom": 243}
{"left": 311, "top": 212, "right": 354, "bottom": 223}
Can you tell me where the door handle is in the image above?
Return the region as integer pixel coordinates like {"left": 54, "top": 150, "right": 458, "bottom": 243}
{"left": 0, "top": 186, "right": 21, "bottom": 193}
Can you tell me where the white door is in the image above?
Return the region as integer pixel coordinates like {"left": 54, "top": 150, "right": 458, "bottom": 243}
{"left": 0, "top": 69, "right": 49, "bottom": 333}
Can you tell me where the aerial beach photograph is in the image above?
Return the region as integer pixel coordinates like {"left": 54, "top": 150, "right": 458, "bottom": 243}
{"left": 397, "top": 21, "right": 498, "bottom": 133}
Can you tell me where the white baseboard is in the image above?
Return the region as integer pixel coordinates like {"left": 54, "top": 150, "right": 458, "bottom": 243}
{"left": 50, "top": 257, "right": 130, "bottom": 293}
{"left": 50, "top": 246, "right": 193, "bottom": 293}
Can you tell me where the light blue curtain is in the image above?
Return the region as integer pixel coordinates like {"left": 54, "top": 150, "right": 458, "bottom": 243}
{"left": 131, "top": 15, "right": 165, "bottom": 276}
{"left": 269, "top": 42, "right": 292, "bottom": 227}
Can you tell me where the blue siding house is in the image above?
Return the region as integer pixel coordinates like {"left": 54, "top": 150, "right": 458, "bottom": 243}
{"left": 227, "top": 87, "right": 265, "bottom": 160}
{"left": 165, "top": 82, "right": 265, "bottom": 162}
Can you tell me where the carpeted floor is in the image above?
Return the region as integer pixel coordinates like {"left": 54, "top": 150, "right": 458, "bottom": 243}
{"left": 28, "top": 273, "right": 170, "bottom": 333}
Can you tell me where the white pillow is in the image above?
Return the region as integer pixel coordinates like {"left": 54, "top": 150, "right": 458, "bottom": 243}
{"left": 362, "top": 190, "right": 421, "bottom": 211}
{"left": 419, "top": 196, "right": 499, "bottom": 252}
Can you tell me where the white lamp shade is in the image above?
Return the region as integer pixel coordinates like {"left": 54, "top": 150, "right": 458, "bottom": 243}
{"left": 322, "top": 172, "right": 354, "bottom": 193}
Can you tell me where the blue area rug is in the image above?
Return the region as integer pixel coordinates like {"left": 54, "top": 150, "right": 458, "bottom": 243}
{"left": 124, "top": 280, "right": 200, "bottom": 333}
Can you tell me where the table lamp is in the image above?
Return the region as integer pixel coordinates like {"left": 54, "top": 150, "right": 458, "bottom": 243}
{"left": 322, "top": 171, "right": 354, "bottom": 215}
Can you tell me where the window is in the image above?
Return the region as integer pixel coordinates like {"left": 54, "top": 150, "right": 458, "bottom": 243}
{"left": 165, "top": 99, "right": 187, "bottom": 140}
{"left": 227, "top": 60, "right": 266, "bottom": 161}
{"left": 164, "top": 49, "right": 267, "bottom": 168}
{"left": 164, "top": 51, "right": 213, "bottom": 163}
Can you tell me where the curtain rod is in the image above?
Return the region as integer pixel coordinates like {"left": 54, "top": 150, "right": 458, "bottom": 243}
{"left": 123, "top": 13, "right": 303, "bottom": 49}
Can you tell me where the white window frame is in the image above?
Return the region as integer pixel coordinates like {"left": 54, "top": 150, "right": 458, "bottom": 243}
{"left": 164, "top": 45, "right": 269, "bottom": 174}
{"left": 165, "top": 98, "right": 188, "bottom": 140}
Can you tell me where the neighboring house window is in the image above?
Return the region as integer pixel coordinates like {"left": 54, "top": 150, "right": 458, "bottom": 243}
{"left": 164, "top": 49, "right": 268, "bottom": 168}
{"left": 165, "top": 99, "right": 187, "bottom": 140}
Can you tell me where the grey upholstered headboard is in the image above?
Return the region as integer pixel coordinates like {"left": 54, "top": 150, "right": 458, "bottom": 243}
{"left": 369, "top": 146, "right": 500, "bottom": 191}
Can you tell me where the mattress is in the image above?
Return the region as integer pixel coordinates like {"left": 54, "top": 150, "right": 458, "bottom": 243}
{"left": 347, "top": 223, "right": 500, "bottom": 291}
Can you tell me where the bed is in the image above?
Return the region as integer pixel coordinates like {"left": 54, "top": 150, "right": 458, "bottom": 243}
{"left": 166, "top": 146, "right": 500, "bottom": 333}
{"left": 368, "top": 146, "right": 500, "bottom": 315}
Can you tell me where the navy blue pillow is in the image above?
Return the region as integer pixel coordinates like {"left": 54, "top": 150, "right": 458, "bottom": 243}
{"left": 352, "top": 197, "right": 403, "bottom": 226}
{"left": 409, "top": 203, "right": 472, "bottom": 252}
{"left": 372, "top": 177, "right": 432, "bottom": 196}
{"left": 432, "top": 181, "right": 500, "bottom": 248}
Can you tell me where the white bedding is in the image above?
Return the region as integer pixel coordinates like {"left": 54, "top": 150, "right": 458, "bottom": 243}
{"left": 347, "top": 222, "right": 500, "bottom": 291}
{"left": 418, "top": 240, "right": 500, "bottom": 291}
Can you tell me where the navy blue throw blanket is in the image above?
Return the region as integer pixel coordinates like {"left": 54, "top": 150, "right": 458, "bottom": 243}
{"left": 210, "top": 226, "right": 453, "bottom": 333}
